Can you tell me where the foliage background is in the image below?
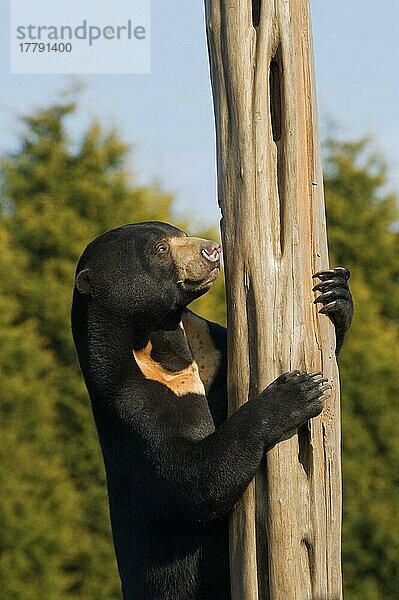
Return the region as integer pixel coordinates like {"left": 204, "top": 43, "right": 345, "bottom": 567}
{"left": 0, "top": 100, "right": 397, "bottom": 599}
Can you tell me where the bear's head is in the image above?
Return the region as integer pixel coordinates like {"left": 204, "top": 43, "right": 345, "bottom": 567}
{"left": 74, "top": 222, "right": 221, "bottom": 324}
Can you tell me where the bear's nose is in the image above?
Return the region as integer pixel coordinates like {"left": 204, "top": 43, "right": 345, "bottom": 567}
{"left": 201, "top": 241, "right": 222, "bottom": 263}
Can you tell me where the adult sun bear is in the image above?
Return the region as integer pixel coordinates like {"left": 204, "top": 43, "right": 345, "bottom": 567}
{"left": 71, "top": 221, "right": 353, "bottom": 600}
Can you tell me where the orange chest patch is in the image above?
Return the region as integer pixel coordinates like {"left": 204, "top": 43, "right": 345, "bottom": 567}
{"left": 133, "top": 342, "right": 205, "bottom": 397}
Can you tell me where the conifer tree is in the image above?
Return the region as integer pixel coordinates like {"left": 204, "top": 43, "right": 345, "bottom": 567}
{"left": 324, "top": 138, "right": 399, "bottom": 600}
{"left": 0, "top": 101, "right": 175, "bottom": 598}
{"left": 1, "top": 100, "right": 397, "bottom": 599}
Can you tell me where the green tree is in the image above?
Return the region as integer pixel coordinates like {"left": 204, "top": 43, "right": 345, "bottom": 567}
{"left": 324, "top": 137, "right": 399, "bottom": 600}
{"left": 0, "top": 101, "right": 178, "bottom": 599}
{"left": 0, "top": 224, "right": 81, "bottom": 600}
{"left": 1, "top": 97, "right": 397, "bottom": 600}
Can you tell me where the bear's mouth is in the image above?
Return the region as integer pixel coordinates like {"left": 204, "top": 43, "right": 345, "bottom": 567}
{"left": 200, "top": 266, "right": 220, "bottom": 287}
{"left": 178, "top": 266, "right": 220, "bottom": 291}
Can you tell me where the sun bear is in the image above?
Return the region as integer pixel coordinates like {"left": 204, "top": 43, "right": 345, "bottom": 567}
{"left": 71, "top": 221, "right": 353, "bottom": 600}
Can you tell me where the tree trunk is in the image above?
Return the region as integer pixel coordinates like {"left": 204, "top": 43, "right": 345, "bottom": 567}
{"left": 204, "top": 1, "right": 342, "bottom": 599}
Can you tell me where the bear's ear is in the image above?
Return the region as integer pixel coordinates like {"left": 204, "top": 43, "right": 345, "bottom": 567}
{"left": 75, "top": 268, "right": 92, "bottom": 294}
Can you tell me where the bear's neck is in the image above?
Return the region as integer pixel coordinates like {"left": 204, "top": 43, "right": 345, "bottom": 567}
{"left": 72, "top": 296, "right": 134, "bottom": 399}
{"left": 149, "top": 311, "right": 194, "bottom": 369}
{"left": 72, "top": 292, "right": 194, "bottom": 400}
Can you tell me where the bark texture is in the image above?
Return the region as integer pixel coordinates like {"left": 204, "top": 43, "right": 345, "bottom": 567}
{"left": 204, "top": 1, "right": 342, "bottom": 599}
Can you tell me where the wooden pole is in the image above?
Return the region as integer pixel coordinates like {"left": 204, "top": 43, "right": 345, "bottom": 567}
{"left": 204, "top": 1, "right": 342, "bottom": 599}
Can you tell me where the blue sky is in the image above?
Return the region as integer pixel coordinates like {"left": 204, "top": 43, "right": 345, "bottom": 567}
{"left": 1, "top": 1, "right": 398, "bottom": 226}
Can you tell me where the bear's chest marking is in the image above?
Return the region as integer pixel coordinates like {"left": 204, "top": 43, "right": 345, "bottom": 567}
{"left": 133, "top": 341, "right": 206, "bottom": 397}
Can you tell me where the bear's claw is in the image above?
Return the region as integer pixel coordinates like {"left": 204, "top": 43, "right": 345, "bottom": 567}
{"left": 312, "top": 266, "right": 353, "bottom": 340}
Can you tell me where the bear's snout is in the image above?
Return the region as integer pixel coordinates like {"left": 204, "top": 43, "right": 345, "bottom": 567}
{"left": 168, "top": 235, "right": 221, "bottom": 292}
{"left": 201, "top": 241, "right": 222, "bottom": 264}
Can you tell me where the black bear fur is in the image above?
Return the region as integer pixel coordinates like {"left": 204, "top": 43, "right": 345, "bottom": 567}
{"left": 71, "top": 221, "right": 353, "bottom": 600}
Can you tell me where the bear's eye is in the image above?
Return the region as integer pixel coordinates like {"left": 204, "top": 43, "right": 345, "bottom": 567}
{"left": 156, "top": 241, "right": 170, "bottom": 255}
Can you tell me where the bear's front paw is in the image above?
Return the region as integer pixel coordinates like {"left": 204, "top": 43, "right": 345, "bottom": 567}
{"left": 312, "top": 267, "right": 354, "bottom": 336}
{"left": 265, "top": 370, "right": 331, "bottom": 432}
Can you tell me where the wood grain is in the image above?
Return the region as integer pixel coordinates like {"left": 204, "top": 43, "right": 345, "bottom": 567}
{"left": 204, "top": 1, "right": 342, "bottom": 598}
